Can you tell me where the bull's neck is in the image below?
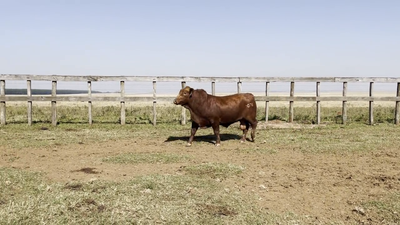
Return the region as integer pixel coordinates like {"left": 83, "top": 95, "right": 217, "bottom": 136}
{"left": 187, "top": 92, "right": 210, "bottom": 113}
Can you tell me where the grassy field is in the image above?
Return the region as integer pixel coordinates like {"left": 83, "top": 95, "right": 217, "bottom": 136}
{"left": 2, "top": 103, "right": 399, "bottom": 125}
{"left": 1, "top": 105, "right": 400, "bottom": 224}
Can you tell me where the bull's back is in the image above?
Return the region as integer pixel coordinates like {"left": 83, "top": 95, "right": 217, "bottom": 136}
{"left": 213, "top": 93, "right": 257, "bottom": 122}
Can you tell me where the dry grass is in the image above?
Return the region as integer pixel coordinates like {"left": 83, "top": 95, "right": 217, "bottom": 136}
{"left": 0, "top": 163, "right": 297, "bottom": 224}
{"left": 1, "top": 123, "right": 399, "bottom": 224}
{"left": 103, "top": 152, "right": 190, "bottom": 164}
{"left": 0, "top": 123, "right": 399, "bottom": 224}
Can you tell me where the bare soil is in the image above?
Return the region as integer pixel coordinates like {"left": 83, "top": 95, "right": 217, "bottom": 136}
{"left": 1, "top": 123, "right": 399, "bottom": 223}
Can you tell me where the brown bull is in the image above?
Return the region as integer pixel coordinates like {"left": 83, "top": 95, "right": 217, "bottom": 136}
{"left": 173, "top": 86, "right": 258, "bottom": 146}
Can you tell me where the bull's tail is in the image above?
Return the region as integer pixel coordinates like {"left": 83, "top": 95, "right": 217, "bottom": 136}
{"left": 248, "top": 94, "right": 257, "bottom": 141}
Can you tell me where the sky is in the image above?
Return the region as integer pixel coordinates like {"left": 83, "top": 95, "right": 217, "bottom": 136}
{"left": 1, "top": 0, "right": 399, "bottom": 78}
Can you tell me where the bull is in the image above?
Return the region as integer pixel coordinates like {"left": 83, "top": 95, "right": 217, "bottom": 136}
{"left": 173, "top": 86, "right": 258, "bottom": 146}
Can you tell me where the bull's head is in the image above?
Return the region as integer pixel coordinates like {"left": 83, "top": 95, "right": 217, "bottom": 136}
{"left": 173, "top": 86, "right": 193, "bottom": 106}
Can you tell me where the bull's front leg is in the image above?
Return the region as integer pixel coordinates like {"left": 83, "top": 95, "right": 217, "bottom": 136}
{"left": 187, "top": 122, "right": 199, "bottom": 147}
{"left": 211, "top": 123, "right": 221, "bottom": 146}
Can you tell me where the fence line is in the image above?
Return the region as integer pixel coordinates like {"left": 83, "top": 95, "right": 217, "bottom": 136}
{"left": 0, "top": 80, "right": 5, "bottom": 125}
{"left": 316, "top": 82, "right": 321, "bottom": 125}
{"left": 1, "top": 74, "right": 400, "bottom": 126}
{"left": 397, "top": 82, "right": 400, "bottom": 124}
{"left": 2, "top": 74, "right": 400, "bottom": 83}
{"left": 88, "top": 81, "right": 92, "bottom": 125}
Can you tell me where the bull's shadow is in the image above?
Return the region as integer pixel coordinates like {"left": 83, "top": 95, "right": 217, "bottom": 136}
{"left": 165, "top": 133, "right": 242, "bottom": 144}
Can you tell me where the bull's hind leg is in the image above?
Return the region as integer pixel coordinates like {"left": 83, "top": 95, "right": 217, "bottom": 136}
{"left": 239, "top": 120, "right": 250, "bottom": 143}
{"left": 250, "top": 120, "right": 258, "bottom": 142}
{"left": 211, "top": 123, "right": 221, "bottom": 146}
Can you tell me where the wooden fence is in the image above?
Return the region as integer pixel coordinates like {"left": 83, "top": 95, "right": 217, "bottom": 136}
{"left": 1, "top": 74, "right": 400, "bottom": 126}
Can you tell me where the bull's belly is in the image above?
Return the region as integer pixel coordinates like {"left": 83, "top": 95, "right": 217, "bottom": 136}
{"left": 193, "top": 117, "right": 241, "bottom": 128}
{"left": 220, "top": 116, "right": 242, "bottom": 124}
{"left": 192, "top": 118, "right": 212, "bottom": 128}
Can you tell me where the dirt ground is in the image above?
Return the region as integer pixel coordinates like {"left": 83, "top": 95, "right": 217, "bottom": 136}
{"left": 1, "top": 123, "right": 399, "bottom": 223}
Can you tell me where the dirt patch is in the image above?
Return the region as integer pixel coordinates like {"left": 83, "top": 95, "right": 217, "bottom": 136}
{"left": 64, "top": 183, "right": 84, "bottom": 191}
{"left": 71, "top": 167, "right": 100, "bottom": 174}
{"left": 257, "top": 120, "right": 326, "bottom": 129}
{"left": 1, "top": 134, "right": 399, "bottom": 223}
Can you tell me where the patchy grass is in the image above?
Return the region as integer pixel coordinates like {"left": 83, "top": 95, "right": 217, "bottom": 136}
{"left": 1, "top": 121, "right": 400, "bottom": 155}
{"left": 362, "top": 193, "right": 400, "bottom": 223}
{"left": 1, "top": 107, "right": 400, "bottom": 224}
{"left": 252, "top": 123, "right": 400, "bottom": 154}
{"left": 103, "top": 152, "right": 190, "bottom": 164}
{"left": 0, "top": 167, "right": 313, "bottom": 224}
{"left": 0, "top": 123, "right": 183, "bottom": 149}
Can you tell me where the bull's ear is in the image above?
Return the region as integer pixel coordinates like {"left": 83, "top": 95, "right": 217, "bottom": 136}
{"left": 189, "top": 88, "right": 194, "bottom": 97}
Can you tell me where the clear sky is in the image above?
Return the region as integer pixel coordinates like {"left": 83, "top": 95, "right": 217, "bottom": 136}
{"left": 1, "top": 0, "right": 399, "bottom": 77}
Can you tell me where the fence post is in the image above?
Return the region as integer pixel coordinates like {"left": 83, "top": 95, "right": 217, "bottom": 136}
{"left": 152, "top": 79, "right": 157, "bottom": 126}
{"left": 27, "top": 80, "right": 32, "bottom": 125}
{"left": 211, "top": 81, "right": 215, "bottom": 96}
{"left": 342, "top": 82, "right": 347, "bottom": 125}
{"left": 120, "top": 81, "right": 125, "bottom": 125}
{"left": 51, "top": 81, "right": 57, "bottom": 126}
{"left": 237, "top": 81, "right": 242, "bottom": 93}
{"left": 88, "top": 81, "right": 92, "bottom": 125}
{"left": 181, "top": 81, "right": 186, "bottom": 125}
{"left": 0, "top": 80, "right": 5, "bottom": 125}
{"left": 369, "top": 82, "right": 374, "bottom": 125}
{"left": 289, "top": 82, "right": 294, "bottom": 123}
{"left": 316, "top": 82, "right": 321, "bottom": 125}
{"left": 395, "top": 82, "right": 400, "bottom": 125}
{"left": 265, "top": 82, "right": 269, "bottom": 122}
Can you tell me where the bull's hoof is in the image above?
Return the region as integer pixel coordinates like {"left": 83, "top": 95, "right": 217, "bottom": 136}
{"left": 240, "top": 140, "right": 245, "bottom": 143}
{"left": 186, "top": 143, "right": 192, "bottom": 147}
{"left": 215, "top": 143, "right": 221, "bottom": 147}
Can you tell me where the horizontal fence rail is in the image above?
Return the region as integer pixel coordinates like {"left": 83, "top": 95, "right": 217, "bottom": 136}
{"left": 1, "top": 74, "right": 400, "bottom": 126}
{"left": 2, "top": 74, "right": 400, "bottom": 83}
